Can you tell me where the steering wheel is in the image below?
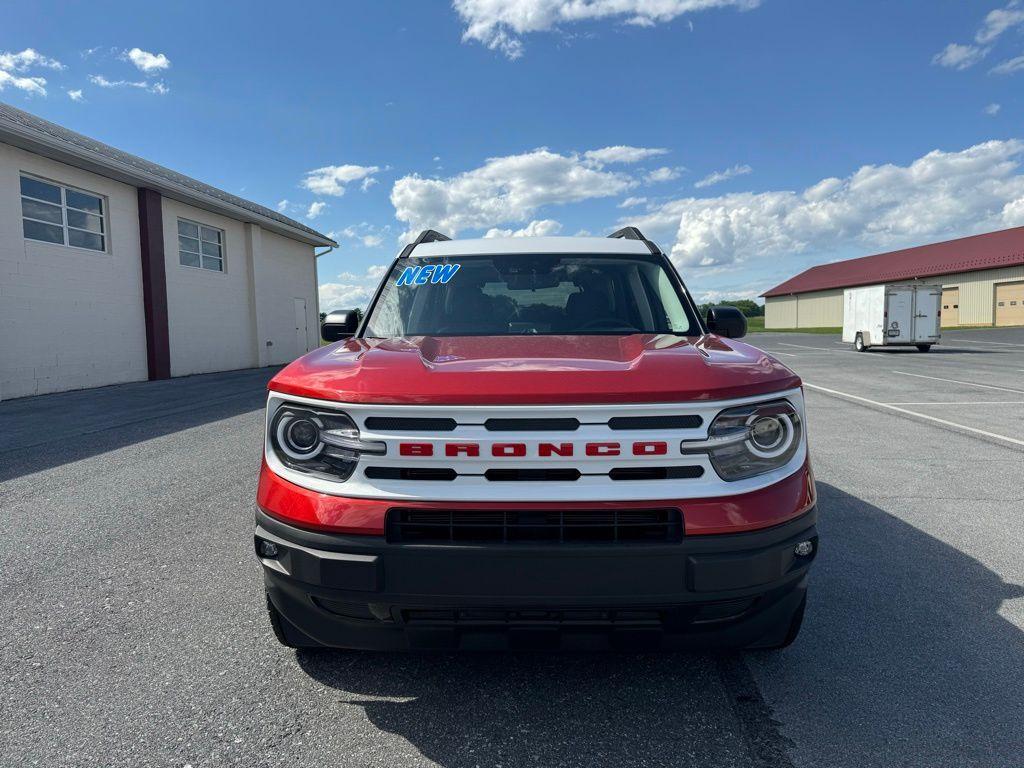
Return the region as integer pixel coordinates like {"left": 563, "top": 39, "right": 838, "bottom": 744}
{"left": 577, "top": 316, "right": 638, "bottom": 331}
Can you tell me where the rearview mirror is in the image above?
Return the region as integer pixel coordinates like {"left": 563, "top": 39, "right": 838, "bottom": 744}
{"left": 705, "top": 306, "right": 747, "bottom": 339}
{"left": 321, "top": 309, "right": 360, "bottom": 342}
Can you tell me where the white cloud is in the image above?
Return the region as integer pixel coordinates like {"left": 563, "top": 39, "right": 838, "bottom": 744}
{"left": 453, "top": 0, "right": 761, "bottom": 58}
{"left": 319, "top": 265, "right": 389, "bottom": 311}
{"left": 933, "top": 2, "right": 1024, "bottom": 70}
{"left": 646, "top": 166, "right": 684, "bottom": 184}
{"left": 0, "top": 70, "right": 47, "bottom": 96}
{"left": 332, "top": 223, "right": 392, "bottom": 248}
{"left": 306, "top": 201, "right": 327, "bottom": 220}
{"left": 67, "top": 89, "right": 84, "bottom": 102}
{"left": 583, "top": 146, "right": 668, "bottom": 165}
{"left": 991, "top": 54, "right": 1024, "bottom": 74}
{"left": 0, "top": 48, "right": 64, "bottom": 96}
{"left": 976, "top": 2, "right": 1024, "bottom": 44}
{"left": 619, "top": 196, "right": 647, "bottom": 208}
{"left": 694, "top": 163, "right": 752, "bottom": 188}
{"left": 0, "top": 48, "right": 64, "bottom": 72}
{"left": 932, "top": 42, "right": 988, "bottom": 70}
{"left": 88, "top": 74, "right": 169, "bottom": 94}
{"left": 694, "top": 288, "right": 762, "bottom": 304}
{"left": 123, "top": 48, "right": 170, "bottom": 74}
{"left": 391, "top": 147, "right": 635, "bottom": 239}
{"left": 629, "top": 140, "right": 1024, "bottom": 271}
{"left": 276, "top": 199, "right": 290, "bottom": 213}
{"left": 985, "top": 102, "right": 1002, "bottom": 115}
{"left": 302, "top": 164, "right": 381, "bottom": 196}
{"left": 484, "top": 219, "right": 563, "bottom": 238}
{"left": 361, "top": 177, "right": 379, "bottom": 192}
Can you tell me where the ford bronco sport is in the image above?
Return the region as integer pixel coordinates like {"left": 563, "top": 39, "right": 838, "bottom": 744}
{"left": 255, "top": 227, "right": 817, "bottom": 651}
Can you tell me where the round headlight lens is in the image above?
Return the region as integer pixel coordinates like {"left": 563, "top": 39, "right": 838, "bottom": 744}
{"left": 275, "top": 412, "right": 324, "bottom": 460}
{"left": 747, "top": 414, "right": 792, "bottom": 457}
{"left": 287, "top": 418, "right": 319, "bottom": 451}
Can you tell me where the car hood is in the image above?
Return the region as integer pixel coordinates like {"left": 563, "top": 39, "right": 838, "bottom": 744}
{"left": 268, "top": 334, "right": 800, "bottom": 405}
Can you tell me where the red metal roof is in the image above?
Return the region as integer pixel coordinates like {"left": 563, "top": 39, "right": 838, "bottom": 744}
{"left": 761, "top": 226, "right": 1024, "bottom": 297}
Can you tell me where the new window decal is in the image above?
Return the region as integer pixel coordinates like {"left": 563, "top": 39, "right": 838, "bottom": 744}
{"left": 396, "top": 263, "right": 460, "bottom": 286}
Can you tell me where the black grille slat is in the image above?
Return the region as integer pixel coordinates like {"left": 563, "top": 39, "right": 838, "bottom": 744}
{"left": 387, "top": 508, "right": 683, "bottom": 544}
{"left": 364, "top": 417, "right": 457, "bottom": 432}
{"left": 609, "top": 466, "right": 704, "bottom": 481}
{"left": 365, "top": 467, "right": 457, "bottom": 481}
{"left": 608, "top": 415, "right": 702, "bottom": 430}
{"left": 485, "top": 468, "right": 581, "bottom": 482}
{"left": 484, "top": 418, "right": 580, "bottom": 431}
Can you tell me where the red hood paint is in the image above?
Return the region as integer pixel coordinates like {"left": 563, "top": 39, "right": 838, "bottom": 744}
{"left": 268, "top": 334, "right": 800, "bottom": 405}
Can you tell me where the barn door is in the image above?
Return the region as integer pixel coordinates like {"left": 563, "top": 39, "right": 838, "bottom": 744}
{"left": 941, "top": 288, "right": 959, "bottom": 327}
{"left": 294, "top": 298, "right": 308, "bottom": 356}
{"left": 995, "top": 282, "right": 1024, "bottom": 327}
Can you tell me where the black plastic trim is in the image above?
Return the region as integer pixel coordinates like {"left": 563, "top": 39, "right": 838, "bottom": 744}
{"left": 364, "top": 417, "right": 458, "bottom": 432}
{"left": 608, "top": 415, "right": 703, "bottom": 430}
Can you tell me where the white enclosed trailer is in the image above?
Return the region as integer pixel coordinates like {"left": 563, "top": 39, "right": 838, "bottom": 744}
{"left": 843, "top": 284, "right": 942, "bottom": 352}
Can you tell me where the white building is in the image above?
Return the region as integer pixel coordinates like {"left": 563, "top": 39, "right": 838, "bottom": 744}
{"left": 0, "top": 102, "right": 335, "bottom": 400}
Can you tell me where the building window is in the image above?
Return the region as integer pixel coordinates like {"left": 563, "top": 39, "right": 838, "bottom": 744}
{"left": 20, "top": 175, "right": 106, "bottom": 252}
{"left": 178, "top": 219, "right": 223, "bottom": 271}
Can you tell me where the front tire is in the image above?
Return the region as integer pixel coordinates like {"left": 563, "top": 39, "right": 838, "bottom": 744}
{"left": 916, "top": 344, "right": 931, "bottom": 352}
{"left": 854, "top": 333, "right": 868, "bottom": 352}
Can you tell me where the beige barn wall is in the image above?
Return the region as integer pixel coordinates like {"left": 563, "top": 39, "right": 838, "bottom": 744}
{"left": 934, "top": 266, "right": 1024, "bottom": 326}
{"left": 764, "top": 296, "right": 797, "bottom": 328}
{"left": 765, "top": 266, "right": 1024, "bottom": 329}
{"left": 764, "top": 290, "right": 842, "bottom": 328}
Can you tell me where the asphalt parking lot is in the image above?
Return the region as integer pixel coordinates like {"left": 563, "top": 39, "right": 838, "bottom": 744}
{"left": 2, "top": 327, "right": 1023, "bottom": 768}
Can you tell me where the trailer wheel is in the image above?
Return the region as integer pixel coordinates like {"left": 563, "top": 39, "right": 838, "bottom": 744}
{"left": 854, "top": 333, "right": 868, "bottom": 352}
{"left": 916, "top": 344, "right": 932, "bottom": 353}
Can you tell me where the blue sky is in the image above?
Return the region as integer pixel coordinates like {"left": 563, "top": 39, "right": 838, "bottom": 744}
{"left": 3, "top": 1, "right": 1024, "bottom": 310}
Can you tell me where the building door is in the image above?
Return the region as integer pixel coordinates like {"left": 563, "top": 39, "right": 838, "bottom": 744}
{"left": 941, "top": 287, "right": 959, "bottom": 328}
{"left": 995, "top": 282, "right": 1024, "bottom": 327}
{"left": 293, "top": 298, "right": 308, "bottom": 356}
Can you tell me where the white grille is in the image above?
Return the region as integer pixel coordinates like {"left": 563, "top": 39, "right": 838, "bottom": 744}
{"left": 264, "top": 388, "right": 806, "bottom": 502}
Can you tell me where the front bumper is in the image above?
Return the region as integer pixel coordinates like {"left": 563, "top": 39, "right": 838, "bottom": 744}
{"left": 257, "top": 506, "right": 817, "bottom": 651}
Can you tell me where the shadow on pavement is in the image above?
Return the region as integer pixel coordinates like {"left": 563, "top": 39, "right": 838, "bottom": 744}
{"left": 297, "top": 648, "right": 782, "bottom": 768}
{"left": 750, "top": 483, "right": 1024, "bottom": 767}
{"left": 862, "top": 347, "right": 1000, "bottom": 355}
{"left": 296, "top": 482, "right": 1024, "bottom": 768}
{"left": 0, "top": 367, "right": 279, "bottom": 482}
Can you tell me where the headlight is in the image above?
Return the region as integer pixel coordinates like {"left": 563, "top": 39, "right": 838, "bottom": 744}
{"left": 268, "top": 403, "right": 385, "bottom": 482}
{"left": 681, "top": 399, "right": 801, "bottom": 481}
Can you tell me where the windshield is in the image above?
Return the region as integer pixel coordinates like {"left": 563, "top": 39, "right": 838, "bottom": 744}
{"left": 363, "top": 253, "right": 698, "bottom": 337}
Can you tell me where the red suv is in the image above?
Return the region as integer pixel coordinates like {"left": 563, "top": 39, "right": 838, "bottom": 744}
{"left": 255, "top": 228, "right": 817, "bottom": 651}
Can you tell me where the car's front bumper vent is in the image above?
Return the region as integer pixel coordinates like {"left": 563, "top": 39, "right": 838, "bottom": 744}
{"left": 386, "top": 508, "right": 683, "bottom": 544}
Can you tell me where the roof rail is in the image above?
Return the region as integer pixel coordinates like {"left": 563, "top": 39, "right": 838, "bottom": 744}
{"left": 608, "top": 226, "right": 660, "bottom": 256}
{"left": 398, "top": 229, "right": 452, "bottom": 258}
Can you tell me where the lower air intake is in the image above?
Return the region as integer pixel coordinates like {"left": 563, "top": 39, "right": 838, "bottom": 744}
{"left": 386, "top": 508, "right": 683, "bottom": 544}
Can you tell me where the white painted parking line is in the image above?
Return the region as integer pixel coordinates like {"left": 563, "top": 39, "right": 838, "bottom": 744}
{"left": 778, "top": 342, "right": 837, "bottom": 351}
{"left": 891, "top": 370, "right": 1024, "bottom": 395}
{"left": 777, "top": 341, "right": 888, "bottom": 360}
{"left": 944, "top": 337, "right": 1024, "bottom": 348}
{"left": 804, "top": 383, "right": 1024, "bottom": 448}
{"left": 888, "top": 401, "right": 1024, "bottom": 406}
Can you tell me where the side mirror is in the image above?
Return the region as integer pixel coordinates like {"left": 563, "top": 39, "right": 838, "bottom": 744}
{"left": 705, "top": 306, "right": 747, "bottom": 339}
{"left": 321, "top": 309, "right": 360, "bottom": 342}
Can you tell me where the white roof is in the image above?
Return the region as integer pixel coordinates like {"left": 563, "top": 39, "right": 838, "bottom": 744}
{"left": 413, "top": 236, "right": 656, "bottom": 258}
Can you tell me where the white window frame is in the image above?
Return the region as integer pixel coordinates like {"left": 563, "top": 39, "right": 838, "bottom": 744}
{"left": 177, "top": 218, "right": 225, "bottom": 273}
{"left": 20, "top": 173, "right": 108, "bottom": 253}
